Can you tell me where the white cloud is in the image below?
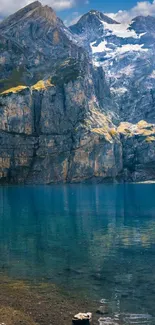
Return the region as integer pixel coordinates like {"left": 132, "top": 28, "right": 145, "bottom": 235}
{"left": 64, "top": 11, "right": 82, "bottom": 26}
{"left": 107, "top": 1, "right": 155, "bottom": 23}
{"left": 0, "top": 0, "right": 88, "bottom": 17}
{"left": 48, "top": 0, "right": 76, "bottom": 10}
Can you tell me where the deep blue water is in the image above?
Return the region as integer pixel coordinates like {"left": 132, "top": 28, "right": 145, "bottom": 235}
{"left": 0, "top": 184, "right": 155, "bottom": 324}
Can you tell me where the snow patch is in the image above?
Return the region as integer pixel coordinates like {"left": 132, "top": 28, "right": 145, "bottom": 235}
{"left": 101, "top": 21, "right": 139, "bottom": 39}
{"left": 91, "top": 40, "right": 110, "bottom": 53}
{"left": 103, "top": 43, "right": 148, "bottom": 59}
{"left": 139, "top": 32, "right": 147, "bottom": 38}
{"left": 111, "top": 87, "right": 128, "bottom": 94}
{"left": 119, "top": 64, "right": 135, "bottom": 76}
{"left": 149, "top": 70, "right": 155, "bottom": 79}
{"left": 115, "top": 44, "right": 148, "bottom": 54}
{"left": 91, "top": 39, "right": 148, "bottom": 59}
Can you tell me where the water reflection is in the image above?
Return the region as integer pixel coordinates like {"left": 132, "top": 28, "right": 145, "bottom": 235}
{"left": 0, "top": 184, "right": 155, "bottom": 320}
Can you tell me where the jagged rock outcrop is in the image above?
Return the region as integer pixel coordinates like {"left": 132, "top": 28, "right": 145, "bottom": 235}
{"left": 0, "top": 1, "right": 85, "bottom": 92}
{"left": 118, "top": 121, "right": 155, "bottom": 181}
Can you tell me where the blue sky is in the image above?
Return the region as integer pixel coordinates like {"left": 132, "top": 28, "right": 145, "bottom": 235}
{"left": 58, "top": 0, "right": 155, "bottom": 25}
{"left": 60, "top": 0, "right": 140, "bottom": 22}
{"left": 62, "top": 0, "right": 140, "bottom": 15}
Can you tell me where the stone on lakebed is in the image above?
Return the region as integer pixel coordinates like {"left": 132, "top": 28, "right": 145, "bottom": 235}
{"left": 72, "top": 312, "right": 92, "bottom": 324}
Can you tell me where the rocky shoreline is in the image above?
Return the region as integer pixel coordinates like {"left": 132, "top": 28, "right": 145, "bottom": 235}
{"left": 0, "top": 274, "right": 153, "bottom": 325}
{"left": 0, "top": 274, "right": 99, "bottom": 325}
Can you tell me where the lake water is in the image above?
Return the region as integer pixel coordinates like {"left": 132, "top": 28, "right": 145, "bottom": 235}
{"left": 0, "top": 184, "right": 155, "bottom": 324}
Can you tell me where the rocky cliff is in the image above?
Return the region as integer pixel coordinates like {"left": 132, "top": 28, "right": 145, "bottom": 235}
{"left": 0, "top": 2, "right": 155, "bottom": 184}
{"left": 0, "top": 56, "right": 122, "bottom": 184}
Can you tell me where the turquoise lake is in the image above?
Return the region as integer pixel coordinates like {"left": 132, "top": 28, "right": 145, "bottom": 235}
{"left": 0, "top": 184, "right": 155, "bottom": 324}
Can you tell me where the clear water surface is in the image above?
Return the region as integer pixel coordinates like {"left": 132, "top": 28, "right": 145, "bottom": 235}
{"left": 0, "top": 184, "right": 155, "bottom": 324}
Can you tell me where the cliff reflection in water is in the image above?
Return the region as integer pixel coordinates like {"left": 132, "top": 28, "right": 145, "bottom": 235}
{"left": 0, "top": 184, "right": 155, "bottom": 316}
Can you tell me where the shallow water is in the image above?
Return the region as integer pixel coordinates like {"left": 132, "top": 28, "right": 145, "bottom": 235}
{"left": 0, "top": 184, "right": 155, "bottom": 324}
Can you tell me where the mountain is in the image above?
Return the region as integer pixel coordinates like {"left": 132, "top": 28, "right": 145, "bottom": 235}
{"left": 130, "top": 15, "right": 155, "bottom": 35}
{"left": 0, "top": 2, "right": 122, "bottom": 184}
{"left": 70, "top": 10, "right": 120, "bottom": 50}
{"left": 70, "top": 12, "right": 155, "bottom": 123}
{"left": 0, "top": 1, "right": 84, "bottom": 91}
{"left": 70, "top": 10, "right": 119, "bottom": 38}
{"left": 0, "top": 4, "right": 155, "bottom": 184}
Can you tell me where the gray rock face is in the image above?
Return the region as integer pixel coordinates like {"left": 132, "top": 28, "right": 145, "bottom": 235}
{"left": 118, "top": 121, "right": 155, "bottom": 182}
{"left": 130, "top": 15, "right": 155, "bottom": 35}
{"left": 1, "top": 3, "right": 155, "bottom": 184}
{"left": 0, "top": 80, "right": 122, "bottom": 184}
{"left": 0, "top": 54, "right": 122, "bottom": 184}
{"left": 122, "top": 136, "right": 155, "bottom": 182}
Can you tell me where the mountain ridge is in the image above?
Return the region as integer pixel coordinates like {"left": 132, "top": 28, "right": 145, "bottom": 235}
{"left": 0, "top": 1, "right": 42, "bottom": 29}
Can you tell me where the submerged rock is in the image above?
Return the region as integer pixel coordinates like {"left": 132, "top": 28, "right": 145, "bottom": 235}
{"left": 96, "top": 305, "right": 111, "bottom": 315}
{"left": 98, "top": 317, "right": 119, "bottom": 325}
